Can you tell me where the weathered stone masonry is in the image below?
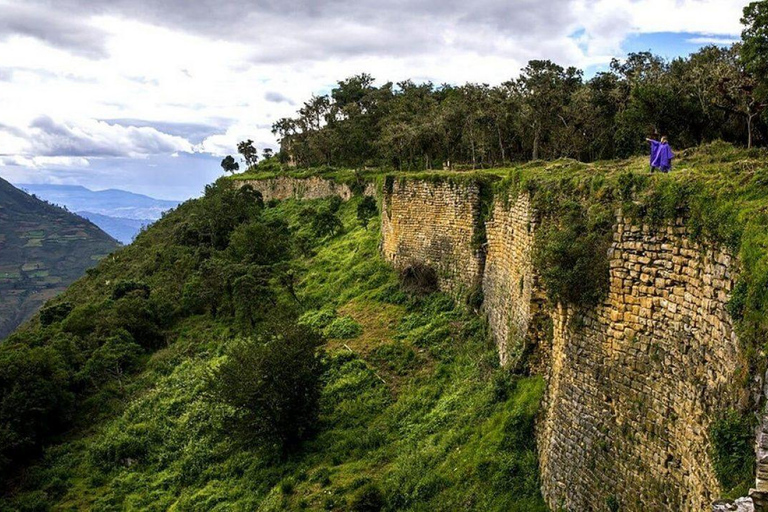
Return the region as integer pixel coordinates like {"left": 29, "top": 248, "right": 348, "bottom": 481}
{"left": 236, "top": 176, "right": 375, "bottom": 202}
{"left": 380, "top": 179, "right": 746, "bottom": 511}
{"left": 380, "top": 178, "right": 485, "bottom": 294}
{"left": 537, "top": 218, "right": 741, "bottom": 512}
{"left": 482, "top": 193, "right": 548, "bottom": 368}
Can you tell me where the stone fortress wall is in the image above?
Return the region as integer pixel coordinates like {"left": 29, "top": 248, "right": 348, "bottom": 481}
{"left": 380, "top": 177, "right": 747, "bottom": 512}
{"left": 236, "top": 176, "right": 375, "bottom": 202}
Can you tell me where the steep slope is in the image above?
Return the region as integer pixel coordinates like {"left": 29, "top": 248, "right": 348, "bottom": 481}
{"left": 0, "top": 183, "right": 545, "bottom": 511}
{"left": 0, "top": 176, "right": 119, "bottom": 339}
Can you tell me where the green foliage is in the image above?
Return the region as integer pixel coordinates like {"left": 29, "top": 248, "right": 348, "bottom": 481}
{"left": 226, "top": 219, "right": 293, "bottom": 265}
{"left": 0, "top": 343, "right": 73, "bottom": 472}
{"left": 741, "top": 1, "right": 768, "bottom": 100}
{"left": 220, "top": 155, "right": 240, "bottom": 174}
{"left": 0, "top": 193, "right": 548, "bottom": 511}
{"left": 237, "top": 139, "right": 259, "bottom": 168}
{"left": 534, "top": 201, "right": 612, "bottom": 308}
{"left": 111, "top": 280, "right": 150, "bottom": 300}
{"left": 356, "top": 195, "right": 378, "bottom": 229}
{"left": 76, "top": 330, "right": 142, "bottom": 389}
{"left": 327, "top": 195, "right": 343, "bottom": 213}
{"left": 350, "top": 483, "right": 384, "bottom": 512}
{"left": 39, "top": 302, "right": 73, "bottom": 326}
{"left": 298, "top": 308, "right": 337, "bottom": 330}
{"left": 710, "top": 409, "right": 755, "bottom": 497}
{"left": 312, "top": 209, "right": 344, "bottom": 238}
{"left": 174, "top": 181, "right": 263, "bottom": 250}
{"left": 269, "top": 38, "right": 767, "bottom": 172}
{"left": 207, "top": 323, "right": 325, "bottom": 452}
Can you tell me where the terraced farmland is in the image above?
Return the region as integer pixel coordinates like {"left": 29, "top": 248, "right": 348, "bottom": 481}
{"left": 0, "top": 177, "right": 119, "bottom": 339}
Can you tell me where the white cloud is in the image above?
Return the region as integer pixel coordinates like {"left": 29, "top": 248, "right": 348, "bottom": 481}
{"left": 0, "top": 0, "right": 752, "bottom": 197}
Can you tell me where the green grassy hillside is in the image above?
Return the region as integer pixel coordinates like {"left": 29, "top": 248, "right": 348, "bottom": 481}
{"left": 0, "top": 181, "right": 545, "bottom": 511}
{"left": 0, "top": 177, "right": 119, "bottom": 340}
{"left": 5, "top": 141, "right": 768, "bottom": 510}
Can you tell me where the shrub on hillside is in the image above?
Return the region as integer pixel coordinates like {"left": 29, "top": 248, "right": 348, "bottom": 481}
{"left": 226, "top": 219, "right": 293, "bottom": 265}
{"left": 298, "top": 309, "right": 337, "bottom": 331}
{"left": 312, "top": 209, "right": 344, "bottom": 238}
{"left": 328, "top": 195, "right": 343, "bottom": 213}
{"left": 39, "top": 302, "right": 73, "bottom": 326}
{"left": 350, "top": 483, "right": 385, "bottom": 512}
{"left": 710, "top": 409, "right": 755, "bottom": 496}
{"left": 207, "top": 323, "right": 324, "bottom": 452}
{"left": 322, "top": 316, "right": 363, "bottom": 339}
{"left": 357, "top": 196, "right": 378, "bottom": 229}
{"left": 111, "top": 281, "right": 150, "bottom": 300}
{"left": 0, "top": 344, "right": 74, "bottom": 477}
{"left": 76, "top": 330, "right": 143, "bottom": 389}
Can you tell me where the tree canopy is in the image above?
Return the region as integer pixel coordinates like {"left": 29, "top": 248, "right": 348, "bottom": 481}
{"left": 270, "top": 7, "right": 768, "bottom": 170}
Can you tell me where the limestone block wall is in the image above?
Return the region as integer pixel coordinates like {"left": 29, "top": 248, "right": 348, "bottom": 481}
{"left": 482, "top": 194, "right": 547, "bottom": 367}
{"left": 537, "top": 218, "right": 741, "bottom": 512}
{"left": 380, "top": 178, "right": 485, "bottom": 294}
{"left": 236, "top": 176, "right": 375, "bottom": 202}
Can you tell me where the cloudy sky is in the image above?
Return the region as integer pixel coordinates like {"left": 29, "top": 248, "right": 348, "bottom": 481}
{"left": 0, "top": 0, "right": 750, "bottom": 199}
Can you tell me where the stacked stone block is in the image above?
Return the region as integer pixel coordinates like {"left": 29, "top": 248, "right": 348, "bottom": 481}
{"left": 236, "top": 176, "right": 375, "bottom": 202}
{"left": 537, "top": 217, "right": 741, "bottom": 511}
{"left": 482, "top": 194, "right": 547, "bottom": 367}
{"left": 380, "top": 178, "right": 485, "bottom": 295}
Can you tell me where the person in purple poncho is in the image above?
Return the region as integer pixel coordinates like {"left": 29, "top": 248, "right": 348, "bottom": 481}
{"left": 646, "top": 136, "right": 674, "bottom": 173}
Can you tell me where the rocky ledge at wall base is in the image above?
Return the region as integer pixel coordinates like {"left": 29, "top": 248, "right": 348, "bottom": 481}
{"left": 240, "top": 145, "right": 768, "bottom": 512}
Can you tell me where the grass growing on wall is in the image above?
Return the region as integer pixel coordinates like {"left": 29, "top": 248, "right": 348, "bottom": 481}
{"left": 710, "top": 409, "right": 756, "bottom": 498}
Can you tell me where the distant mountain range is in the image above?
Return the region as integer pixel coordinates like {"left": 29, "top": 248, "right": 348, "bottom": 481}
{"left": 0, "top": 177, "right": 120, "bottom": 340}
{"left": 19, "top": 184, "right": 180, "bottom": 244}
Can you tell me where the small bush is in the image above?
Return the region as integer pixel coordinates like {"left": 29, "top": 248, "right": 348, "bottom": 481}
{"left": 312, "top": 209, "right": 344, "bottom": 238}
{"left": 350, "top": 483, "right": 385, "bottom": 512}
{"left": 39, "top": 302, "right": 73, "bottom": 326}
{"left": 328, "top": 195, "right": 343, "bottom": 213}
{"left": 400, "top": 264, "right": 438, "bottom": 296}
{"left": 533, "top": 202, "right": 612, "bottom": 308}
{"left": 357, "top": 196, "right": 378, "bottom": 229}
{"left": 207, "top": 323, "right": 325, "bottom": 452}
{"left": 710, "top": 409, "right": 754, "bottom": 496}
{"left": 112, "top": 281, "right": 150, "bottom": 300}
{"left": 466, "top": 284, "right": 484, "bottom": 310}
{"left": 298, "top": 309, "right": 337, "bottom": 331}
